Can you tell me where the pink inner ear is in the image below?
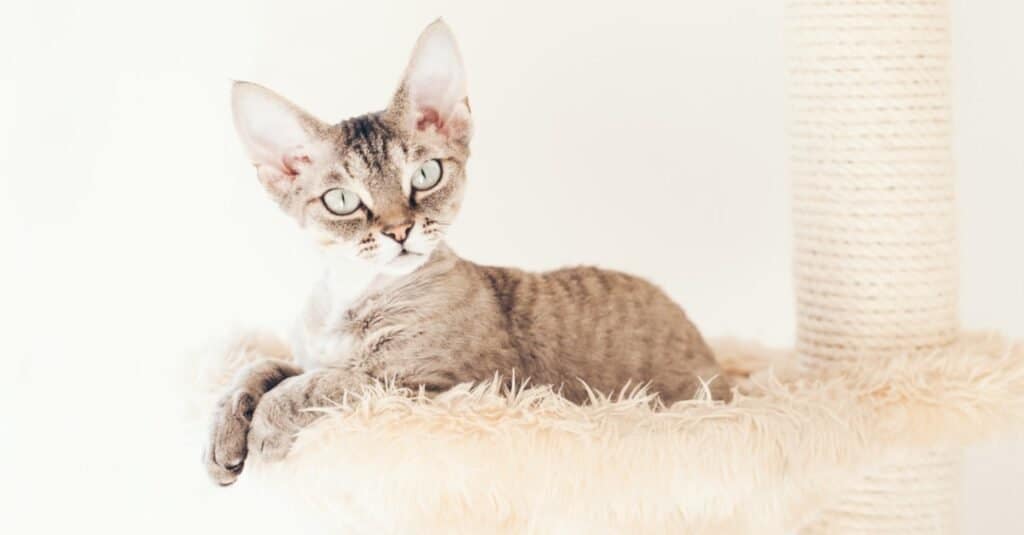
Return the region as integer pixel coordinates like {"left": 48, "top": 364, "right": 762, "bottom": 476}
{"left": 416, "top": 108, "right": 444, "bottom": 132}
{"left": 282, "top": 152, "right": 311, "bottom": 174}
{"left": 256, "top": 148, "right": 313, "bottom": 196}
{"left": 257, "top": 165, "right": 294, "bottom": 196}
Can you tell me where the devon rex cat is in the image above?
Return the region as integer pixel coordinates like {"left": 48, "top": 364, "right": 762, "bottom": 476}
{"left": 205, "top": 20, "right": 730, "bottom": 486}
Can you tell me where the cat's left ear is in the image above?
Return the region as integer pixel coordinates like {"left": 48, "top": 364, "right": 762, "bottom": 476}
{"left": 389, "top": 19, "right": 472, "bottom": 144}
{"left": 231, "top": 81, "right": 327, "bottom": 204}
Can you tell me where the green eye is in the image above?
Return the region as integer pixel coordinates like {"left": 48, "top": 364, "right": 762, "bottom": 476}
{"left": 321, "top": 188, "right": 362, "bottom": 216}
{"left": 411, "top": 159, "right": 443, "bottom": 191}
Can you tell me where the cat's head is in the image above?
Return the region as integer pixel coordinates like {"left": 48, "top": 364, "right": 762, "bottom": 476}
{"left": 231, "top": 20, "right": 471, "bottom": 275}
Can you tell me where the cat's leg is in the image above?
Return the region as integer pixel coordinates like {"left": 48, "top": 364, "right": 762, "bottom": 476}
{"left": 204, "top": 359, "right": 303, "bottom": 486}
{"left": 247, "top": 367, "right": 372, "bottom": 462}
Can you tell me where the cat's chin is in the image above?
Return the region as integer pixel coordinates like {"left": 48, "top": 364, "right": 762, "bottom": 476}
{"left": 377, "top": 251, "right": 430, "bottom": 275}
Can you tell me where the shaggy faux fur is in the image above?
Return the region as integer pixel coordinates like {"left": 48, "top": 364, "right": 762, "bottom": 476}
{"left": 191, "top": 332, "right": 1024, "bottom": 534}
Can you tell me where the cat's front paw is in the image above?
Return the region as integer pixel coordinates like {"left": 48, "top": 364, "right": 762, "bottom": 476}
{"left": 204, "top": 389, "right": 258, "bottom": 486}
{"left": 247, "top": 375, "right": 323, "bottom": 462}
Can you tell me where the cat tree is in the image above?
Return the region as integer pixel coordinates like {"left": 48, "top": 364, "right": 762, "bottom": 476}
{"left": 197, "top": 1, "right": 1024, "bottom": 533}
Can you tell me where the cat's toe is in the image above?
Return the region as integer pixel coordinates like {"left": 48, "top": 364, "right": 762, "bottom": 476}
{"left": 247, "top": 411, "right": 295, "bottom": 462}
{"left": 205, "top": 444, "right": 245, "bottom": 486}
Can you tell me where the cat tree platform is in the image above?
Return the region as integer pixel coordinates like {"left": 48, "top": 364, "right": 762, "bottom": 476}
{"left": 193, "top": 332, "right": 1024, "bottom": 534}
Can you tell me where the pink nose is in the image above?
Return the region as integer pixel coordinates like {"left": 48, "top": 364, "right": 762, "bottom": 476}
{"left": 382, "top": 221, "right": 413, "bottom": 244}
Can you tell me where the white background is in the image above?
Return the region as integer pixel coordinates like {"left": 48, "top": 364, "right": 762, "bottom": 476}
{"left": 1, "top": 1, "right": 1020, "bottom": 533}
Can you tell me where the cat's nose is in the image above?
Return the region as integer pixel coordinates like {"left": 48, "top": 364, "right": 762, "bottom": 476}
{"left": 382, "top": 221, "right": 414, "bottom": 244}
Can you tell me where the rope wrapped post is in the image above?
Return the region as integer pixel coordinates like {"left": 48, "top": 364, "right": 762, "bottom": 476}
{"left": 787, "top": 0, "right": 959, "bottom": 533}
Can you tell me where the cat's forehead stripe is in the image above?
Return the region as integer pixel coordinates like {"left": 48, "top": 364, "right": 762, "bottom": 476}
{"left": 339, "top": 113, "right": 396, "bottom": 174}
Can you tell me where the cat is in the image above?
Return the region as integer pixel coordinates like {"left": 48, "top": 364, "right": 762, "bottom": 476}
{"left": 205, "top": 19, "right": 730, "bottom": 487}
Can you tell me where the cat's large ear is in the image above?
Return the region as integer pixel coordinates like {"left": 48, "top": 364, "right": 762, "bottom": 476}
{"left": 231, "top": 81, "right": 326, "bottom": 201}
{"left": 389, "top": 19, "right": 472, "bottom": 143}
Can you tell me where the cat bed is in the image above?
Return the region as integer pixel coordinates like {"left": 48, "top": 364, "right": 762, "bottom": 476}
{"left": 191, "top": 331, "right": 1024, "bottom": 534}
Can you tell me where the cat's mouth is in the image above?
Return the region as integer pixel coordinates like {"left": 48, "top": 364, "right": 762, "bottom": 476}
{"left": 388, "top": 249, "right": 424, "bottom": 266}
{"left": 381, "top": 249, "right": 429, "bottom": 274}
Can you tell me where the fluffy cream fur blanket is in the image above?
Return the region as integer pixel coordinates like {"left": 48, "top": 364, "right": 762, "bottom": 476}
{"left": 190, "top": 332, "right": 1024, "bottom": 534}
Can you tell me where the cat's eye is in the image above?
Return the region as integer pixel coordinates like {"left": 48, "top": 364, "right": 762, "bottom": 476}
{"left": 411, "top": 159, "right": 443, "bottom": 191}
{"left": 321, "top": 188, "right": 362, "bottom": 216}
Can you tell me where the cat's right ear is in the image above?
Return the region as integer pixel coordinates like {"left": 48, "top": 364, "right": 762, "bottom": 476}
{"left": 388, "top": 19, "right": 472, "bottom": 144}
{"left": 231, "top": 81, "right": 326, "bottom": 201}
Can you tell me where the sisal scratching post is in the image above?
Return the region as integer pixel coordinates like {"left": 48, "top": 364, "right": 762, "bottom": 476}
{"left": 788, "top": 0, "right": 960, "bottom": 533}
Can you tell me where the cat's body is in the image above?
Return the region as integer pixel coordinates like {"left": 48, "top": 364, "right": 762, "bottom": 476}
{"left": 204, "top": 20, "right": 729, "bottom": 487}
{"left": 296, "top": 243, "right": 725, "bottom": 403}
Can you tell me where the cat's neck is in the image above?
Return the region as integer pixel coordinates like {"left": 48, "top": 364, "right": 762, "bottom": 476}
{"left": 322, "top": 242, "right": 458, "bottom": 302}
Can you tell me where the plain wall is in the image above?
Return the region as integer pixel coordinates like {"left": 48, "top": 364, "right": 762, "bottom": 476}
{"left": 1, "top": 0, "right": 1020, "bottom": 532}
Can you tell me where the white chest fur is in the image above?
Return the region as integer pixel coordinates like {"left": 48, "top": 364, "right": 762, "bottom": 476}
{"left": 291, "top": 260, "right": 389, "bottom": 370}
